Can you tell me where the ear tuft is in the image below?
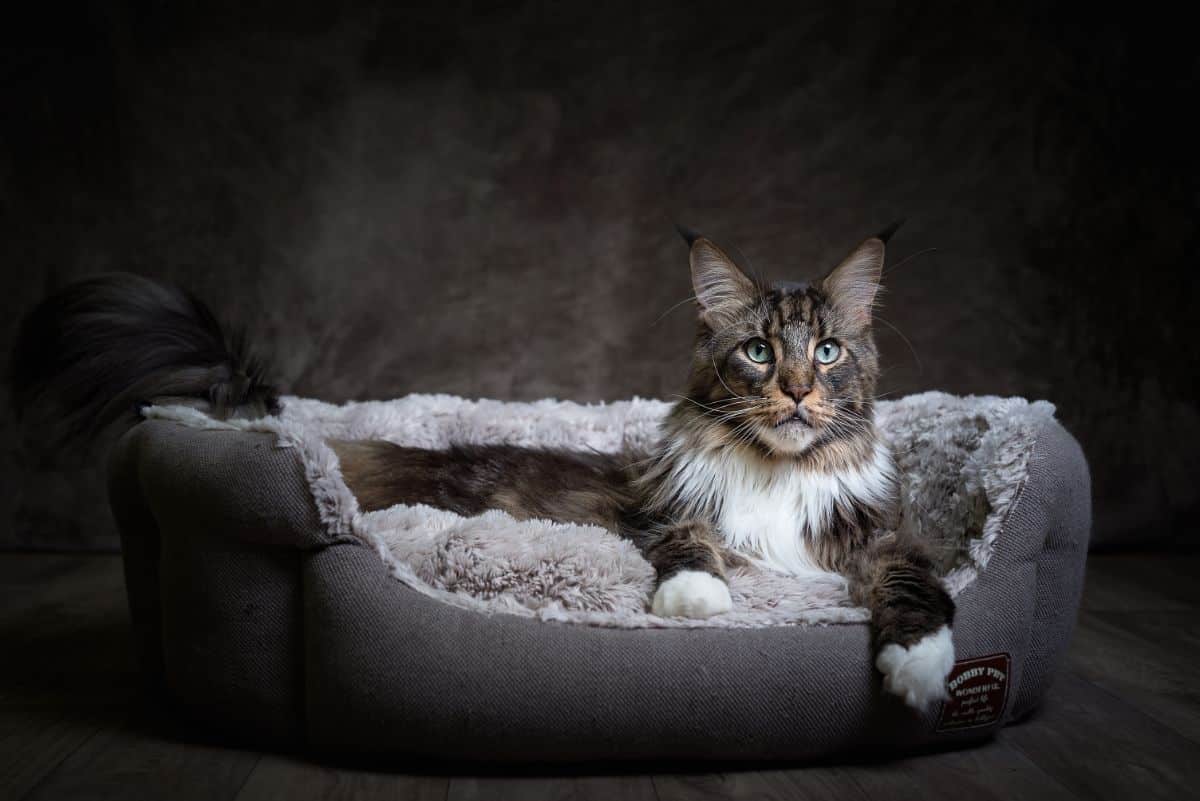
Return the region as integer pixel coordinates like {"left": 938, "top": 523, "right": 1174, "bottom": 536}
{"left": 822, "top": 236, "right": 886, "bottom": 327}
{"left": 675, "top": 223, "right": 702, "bottom": 248}
{"left": 875, "top": 219, "right": 905, "bottom": 244}
{"left": 690, "top": 238, "right": 757, "bottom": 326}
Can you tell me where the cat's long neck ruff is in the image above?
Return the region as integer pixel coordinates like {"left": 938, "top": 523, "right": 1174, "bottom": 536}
{"left": 644, "top": 413, "right": 897, "bottom": 575}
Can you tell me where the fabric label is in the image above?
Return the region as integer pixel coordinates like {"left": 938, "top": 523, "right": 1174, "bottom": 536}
{"left": 937, "top": 652, "right": 1011, "bottom": 731}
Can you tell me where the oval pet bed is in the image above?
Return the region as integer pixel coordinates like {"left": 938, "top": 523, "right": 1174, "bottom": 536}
{"left": 108, "top": 391, "right": 1090, "bottom": 762}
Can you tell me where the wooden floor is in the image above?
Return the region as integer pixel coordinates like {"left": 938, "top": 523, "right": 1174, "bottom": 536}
{"left": 2, "top": 552, "right": 1198, "bottom": 800}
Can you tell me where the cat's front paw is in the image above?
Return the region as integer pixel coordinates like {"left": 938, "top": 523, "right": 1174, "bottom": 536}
{"left": 651, "top": 570, "right": 733, "bottom": 618}
{"left": 875, "top": 625, "right": 955, "bottom": 709}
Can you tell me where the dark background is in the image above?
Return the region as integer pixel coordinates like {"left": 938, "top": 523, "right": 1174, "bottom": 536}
{"left": 3, "top": 2, "right": 1197, "bottom": 551}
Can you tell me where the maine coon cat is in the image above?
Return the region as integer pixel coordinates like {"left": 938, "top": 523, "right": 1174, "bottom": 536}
{"left": 12, "top": 225, "right": 955, "bottom": 709}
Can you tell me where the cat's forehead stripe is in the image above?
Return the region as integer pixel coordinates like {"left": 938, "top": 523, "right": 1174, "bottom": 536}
{"left": 765, "top": 286, "right": 822, "bottom": 334}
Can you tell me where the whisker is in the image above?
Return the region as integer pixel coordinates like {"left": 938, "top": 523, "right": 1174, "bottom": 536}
{"left": 710, "top": 355, "right": 757, "bottom": 402}
{"left": 883, "top": 247, "right": 939, "bottom": 277}
{"left": 651, "top": 294, "right": 699, "bottom": 327}
{"left": 712, "top": 408, "right": 760, "bottom": 426}
{"left": 671, "top": 394, "right": 762, "bottom": 414}
{"left": 874, "top": 315, "right": 923, "bottom": 373}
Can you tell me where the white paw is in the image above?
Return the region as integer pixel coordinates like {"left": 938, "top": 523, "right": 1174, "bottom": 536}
{"left": 651, "top": 570, "right": 733, "bottom": 618}
{"left": 876, "top": 625, "right": 955, "bottom": 709}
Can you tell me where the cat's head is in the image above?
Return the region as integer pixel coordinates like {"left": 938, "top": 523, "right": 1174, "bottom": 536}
{"left": 676, "top": 227, "right": 891, "bottom": 461}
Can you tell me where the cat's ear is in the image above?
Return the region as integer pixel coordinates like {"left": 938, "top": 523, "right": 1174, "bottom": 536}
{"left": 687, "top": 234, "right": 757, "bottom": 326}
{"left": 821, "top": 235, "right": 886, "bottom": 327}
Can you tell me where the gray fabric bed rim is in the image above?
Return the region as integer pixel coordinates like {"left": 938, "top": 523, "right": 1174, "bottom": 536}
{"left": 107, "top": 414, "right": 1090, "bottom": 762}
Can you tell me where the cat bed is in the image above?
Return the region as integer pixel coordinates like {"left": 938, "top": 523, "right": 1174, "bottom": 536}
{"left": 108, "top": 391, "right": 1090, "bottom": 761}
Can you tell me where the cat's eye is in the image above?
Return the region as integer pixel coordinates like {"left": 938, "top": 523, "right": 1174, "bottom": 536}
{"left": 814, "top": 339, "right": 841, "bottom": 365}
{"left": 744, "top": 338, "right": 774, "bottom": 364}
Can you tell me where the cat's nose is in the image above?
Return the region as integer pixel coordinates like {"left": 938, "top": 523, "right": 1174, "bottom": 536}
{"left": 780, "top": 383, "right": 811, "bottom": 403}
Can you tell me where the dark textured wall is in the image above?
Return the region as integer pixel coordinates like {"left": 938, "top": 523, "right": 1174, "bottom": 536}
{"left": 4, "top": 3, "right": 1197, "bottom": 550}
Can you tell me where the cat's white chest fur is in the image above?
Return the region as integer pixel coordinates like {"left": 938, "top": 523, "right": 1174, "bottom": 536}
{"left": 668, "top": 441, "right": 895, "bottom": 575}
{"left": 717, "top": 469, "right": 824, "bottom": 574}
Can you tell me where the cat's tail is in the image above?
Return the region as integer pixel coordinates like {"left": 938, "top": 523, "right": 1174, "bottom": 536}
{"left": 10, "top": 272, "right": 280, "bottom": 452}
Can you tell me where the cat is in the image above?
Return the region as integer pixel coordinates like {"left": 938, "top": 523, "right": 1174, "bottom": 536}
{"left": 11, "top": 225, "right": 955, "bottom": 710}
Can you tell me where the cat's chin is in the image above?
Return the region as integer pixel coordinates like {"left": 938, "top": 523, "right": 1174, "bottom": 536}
{"left": 755, "top": 420, "right": 819, "bottom": 455}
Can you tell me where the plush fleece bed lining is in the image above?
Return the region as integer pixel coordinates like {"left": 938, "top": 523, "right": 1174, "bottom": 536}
{"left": 145, "top": 391, "right": 1055, "bottom": 629}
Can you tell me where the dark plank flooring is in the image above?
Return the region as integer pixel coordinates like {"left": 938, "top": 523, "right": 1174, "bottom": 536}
{"left": 2, "top": 552, "right": 1198, "bottom": 800}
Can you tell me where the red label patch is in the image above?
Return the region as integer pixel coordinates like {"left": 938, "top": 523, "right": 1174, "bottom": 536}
{"left": 937, "top": 653, "right": 1011, "bottom": 732}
